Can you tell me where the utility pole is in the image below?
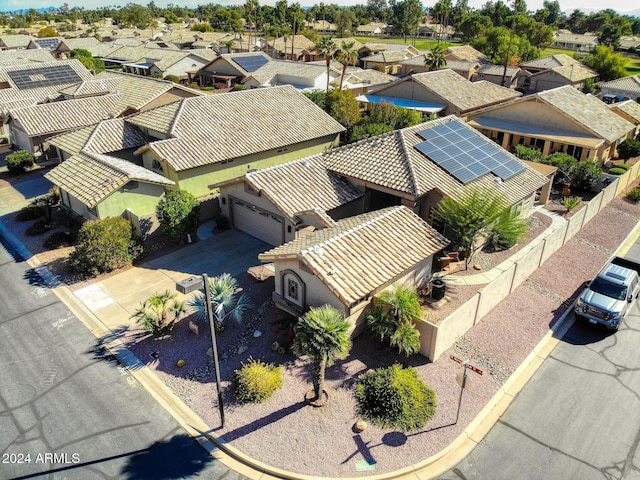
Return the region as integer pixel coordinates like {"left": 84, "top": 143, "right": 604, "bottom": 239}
{"left": 501, "top": 0, "right": 519, "bottom": 87}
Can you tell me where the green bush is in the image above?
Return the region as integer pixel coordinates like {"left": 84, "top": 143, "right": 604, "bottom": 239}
{"left": 613, "top": 163, "right": 631, "bottom": 171}
{"left": 627, "top": 188, "right": 640, "bottom": 203}
{"left": 234, "top": 358, "right": 283, "bottom": 403}
{"left": 164, "top": 74, "right": 181, "bottom": 83}
{"left": 562, "top": 196, "right": 581, "bottom": 212}
{"left": 156, "top": 190, "right": 200, "bottom": 242}
{"left": 15, "top": 205, "right": 43, "bottom": 221}
{"left": 5, "top": 150, "right": 34, "bottom": 173}
{"left": 608, "top": 167, "right": 627, "bottom": 175}
{"left": 202, "top": 86, "right": 215, "bottom": 91}
{"left": 618, "top": 138, "right": 640, "bottom": 161}
{"left": 484, "top": 210, "right": 528, "bottom": 252}
{"left": 355, "top": 364, "right": 436, "bottom": 432}
{"left": 25, "top": 218, "right": 52, "bottom": 236}
{"left": 69, "top": 216, "right": 142, "bottom": 276}
{"left": 514, "top": 145, "right": 544, "bottom": 162}
{"left": 568, "top": 160, "right": 602, "bottom": 191}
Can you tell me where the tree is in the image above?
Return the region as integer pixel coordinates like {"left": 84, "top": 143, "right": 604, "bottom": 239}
{"left": 434, "top": 189, "right": 518, "bottom": 266}
{"left": 579, "top": 45, "right": 627, "bottom": 81}
{"left": 392, "top": 0, "right": 423, "bottom": 44}
{"left": 38, "top": 26, "right": 59, "bottom": 37}
{"left": 222, "top": 39, "right": 235, "bottom": 53}
{"left": 317, "top": 35, "right": 335, "bottom": 92}
{"left": 131, "top": 290, "right": 186, "bottom": 335}
{"left": 155, "top": 190, "right": 200, "bottom": 242}
{"left": 336, "top": 40, "right": 357, "bottom": 91}
{"left": 367, "top": 284, "right": 422, "bottom": 356}
{"left": 334, "top": 8, "right": 356, "bottom": 37}
{"left": 293, "top": 305, "right": 351, "bottom": 403}
{"left": 326, "top": 89, "right": 360, "bottom": 131}
{"left": 424, "top": 44, "right": 447, "bottom": 71}
{"left": 69, "top": 48, "right": 104, "bottom": 73}
{"left": 618, "top": 139, "right": 640, "bottom": 162}
{"left": 457, "top": 12, "right": 492, "bottom": 42}
{"left": 189, "top": 273, "right": 252, "bottom": 330}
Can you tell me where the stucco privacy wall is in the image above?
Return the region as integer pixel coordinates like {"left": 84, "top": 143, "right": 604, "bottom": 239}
{"left": 419, "top": 168, "right": 639, "bottom": 361}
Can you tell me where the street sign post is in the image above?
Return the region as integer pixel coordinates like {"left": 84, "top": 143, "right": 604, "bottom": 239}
{"left": 450, "top": 354, "right": 483, "bottom": 424}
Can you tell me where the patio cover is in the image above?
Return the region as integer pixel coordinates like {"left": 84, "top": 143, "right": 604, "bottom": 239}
{"left": 356, "top": 94, "right": 446, "bottom": 113}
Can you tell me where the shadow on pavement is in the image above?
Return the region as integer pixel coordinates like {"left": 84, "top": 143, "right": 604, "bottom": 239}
{"left": 85, "top": 327, "right": 146, "bottom": 371}
{"left": 561, "top": 317, "right": 616, "bottom": 346}
{"left": 120, "top": 433, "right": 214, "bottom": 479}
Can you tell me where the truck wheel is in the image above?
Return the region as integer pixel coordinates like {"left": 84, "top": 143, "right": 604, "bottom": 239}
{"left": 277, "top": 346, "right": 286, "bottom": 354}
{"left": 271, "top": 341, "right": 280, "bottom": 351}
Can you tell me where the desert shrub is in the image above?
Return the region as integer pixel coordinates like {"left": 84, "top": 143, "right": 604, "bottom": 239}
{"left": 562, "top": 196, "right": 581, "bottom": 212}
{"left": 618, "top": 138, "right": 640, "bottom": 161}
{"left": 484, "top": 210, "right": 528, "bottom": 252}
{"left": 5, "top": 150, "right": 34, "bottom": 173}
{"left": 25, "top": 218, "right": 52, "bottom": 236}
{"left": 202, "top": 86, "right": 214, "bottom": 91}
{"left": 131, "top": 290, "right": 186, "bottom": 336}
{"left": 43, "top": 231, "right": 76, "bottom": 249}
{"left": 15, "top": 205, "right": 43, "bottom": 221}
{"left": 568, "top": 160, "right": 602, "bottom": 191}
{"left": 613, "top": 163, "right": 631, "bottom": 171}
{"left": 234, "top": 358, "right": 283, "bottom": 403}
{"left": 608, "top": 167, "right": 627, "bottom": 175}
{"left": 627, "top": 188, "right": 640, "bottom": 203}
{"left": 355, "top": 364, "right": 436, "bottom": 432}
{"left": 68, "top": 216, "right": 142, "bottom": 276}
{"left": 164, "top": 74, "right": 181, "bottom": 83}
{"left": 514, "top": 145, "right": 544, "bottom": 162}
{"left": 350, "top": 123, "right": 393, "bottom": 142}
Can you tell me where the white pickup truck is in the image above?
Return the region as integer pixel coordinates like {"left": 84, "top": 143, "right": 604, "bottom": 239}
{"left": 574, "top": 256, "right": 640, "bottom": 331}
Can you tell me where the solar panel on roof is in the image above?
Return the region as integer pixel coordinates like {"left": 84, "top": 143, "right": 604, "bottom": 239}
{"left": 8, "top": 64, "right": 83, "bottom": 90}
{"left": 413, "top": 120, "right": 526, "bottom": 184}
{"left": 34, "top": 38, "right": 60, "bottom": 50}
{"left": 233, "top": 55, "right": 269, "bottom": 72}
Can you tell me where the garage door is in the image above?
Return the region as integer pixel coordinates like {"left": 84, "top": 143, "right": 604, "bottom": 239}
{"left": 231, "top": 199, "right": 284, "bottom": 246}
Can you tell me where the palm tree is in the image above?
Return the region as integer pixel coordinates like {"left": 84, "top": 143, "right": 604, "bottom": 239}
{"left": 336, "top": 40, "right": 357, "bottom": 91}
{"left": 189, "top": 273, "right": 252, "bottom": 331}
{"left": 131, "top": 290, "right": 186, "bottom": 336}
{"left": 222, "top": 39, "right": 235, "bottom": 53}
{"left": 424, "top": 44, "right": 447, "bottom": 71}
{"left": 317, "top": 35, "right": 335, "bottom": 92}
{"left": 293, "top": 305, "right": 351, "bottom": 403}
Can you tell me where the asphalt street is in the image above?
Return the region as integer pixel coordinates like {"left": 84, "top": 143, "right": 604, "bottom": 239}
{"left": 438, "top": 248, "right": 640, "bottom": 480}
{"left": 0, "top": 237, "right": 249, "bottom": 480}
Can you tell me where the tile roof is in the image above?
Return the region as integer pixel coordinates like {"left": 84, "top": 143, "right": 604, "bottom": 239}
{"left": 404, "top": 70, "right": 521, "bottom": 113}
{"left": 477, "top": 64, "right": 520, "bottom": 76}
{"left": 0, "top": 97, "right": 38, "bottom": 116}
{"left": 609, "top": 99, "right": 640, "bottom": 123}
{"left": 363, "top": 50, "right": 415, "bottom": 63}
{"left": 520, "top": 53, "right": 583, "bottom": 70}
{"left": 129, "top": 85, "right": 345, "bottom": 171}
{"left": 553, "top": 32, "right": 598, "bottom": 45}
{"left": 9, "top": 93, "right": 122, "bottom": 136}
{"left": 240, "top": 156, "right": 364, "bottom": 221}
{"left": 200, "top": 52, "right": 272, "bottom": 76}
{"left": 0, "top": 35, "right": 33, "bottom": 49}
{"left": 444, "top": 45, "right": 490, "bottom": 64}
{"left": 598, "top": 74, "right": 640, "bottom": 95}
{"left": 537, "top": 86, "right": 635, "bottom": 143}
{"left": 259, "top": 206, "right": 449, "bottom": 306}
{"left": 322, "top": 115, "right": 548, "bottom": 205}
{"left": 344, "top": 68, "right": 396, "bottom": 86}
{"left": 0, "top": 48, "right": 55, "bottom": 65}
{"left": 47, "top": 117, "right": 146, "bottom": 155}
{"left": 58, "top": 77, "right": 120, "bottom": 97}
{"left": 45, "top": 151, "right": 173, "bottom": 207}
{"left": 269, "top": 35, "right": 316, "bottom": 53}
{"left": 243, "top": 59, "right": 339, "bottom": 85}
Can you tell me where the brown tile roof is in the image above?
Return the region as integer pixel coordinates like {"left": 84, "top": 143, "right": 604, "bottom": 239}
{"left": 47, "top": 117, "right": 146, "bottom": 155}
{"left": 259, "top": 206, "right": 449, "bottom": 306}
{"left": 58, "top": 78, "right": 120, "bottom": 97}
{"left": 609, "top": 99, "right": 640, "bottom": 123}
{"left": 0, "top": 48, "right": 55, "bottom": 65}
{"left": 322, "top": 115, "right": 548, "bottom": 206}
{"left": 241, "top": 156, "right": 364, "bottom": 221}
{"left": 537, "top": 86, "right": 634, "bottom": 143}
{"left": 444, "top": 45, "right": 490, "bottom": 64}
{"left": 129, "top": 85, "right": 345, "bottom": 171}
{"left": 9, "top": 94, "right": 122, "bottom": 137}
{"left": 598, "top": 74, "right": 640, "bottom": 96}
{"left": 45, "top": 151, "right": 173, "bottom": 207}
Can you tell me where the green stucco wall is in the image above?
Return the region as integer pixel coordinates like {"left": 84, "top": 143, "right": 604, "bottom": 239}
{"left": 98, "top": 182, "right": 167, "bottom": 218}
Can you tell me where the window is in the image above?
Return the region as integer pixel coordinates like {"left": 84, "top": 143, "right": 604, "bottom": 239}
{"left": 151, "top": 159, "right": 164, "bottom": 174}
{"left": 566, "top": 145, "right": 583, "bottom": 160}
{"left": 287, "top": 278, "right": 299, "bottom": 300}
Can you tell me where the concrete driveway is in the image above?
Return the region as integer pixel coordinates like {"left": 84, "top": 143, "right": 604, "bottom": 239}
{"left": 73, "top": 229, "right": 271, "bottom": 331}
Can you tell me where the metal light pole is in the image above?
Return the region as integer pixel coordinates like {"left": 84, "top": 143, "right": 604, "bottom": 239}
{"left": 202, "top": 273, "right": 225, "bottom": 427}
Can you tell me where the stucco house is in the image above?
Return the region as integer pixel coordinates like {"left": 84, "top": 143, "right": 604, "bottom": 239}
{"left": 444, "top": 45, "right": 491, "bottom": 64}
{"left": 190, "top": 52, "right": 272, "bottom": 88}
{"left": 214, "top": 156, "right": 365, "bottom": 246}
{"left": 242, "top": 59, "right": 341, "bottom": 91}
{"left": 466, "top": 85, "right": 636, "bottom": 163}
{"left": 551, "top": 30, "right": 598, "bottom": 52}
{"left": 0, "top": 35, "right": 33, "bottom": 51}
{"left": 609, "top": 100, "right": 640, "bottom": 138}
{"left": 473, "top": 64, "right": 520, "bottom": 88}
{"left": 0, "top": 48, "right": 55, "bottom": 64}
{"left": 516, "top": 54, "right": 598, "bottom": 93}
{"left": 598, "top": 74, "right": 640, "bottom": 103}
{"left": 399, "top": 55, "right": 480, "bottom": 79}
{"left": 257, "top": 206, "right": 449, "bottom": 331}
{"left": 130, "top": 85, "right": 345, "bottom": 199}
{"left": 358, "top": 70, "right": 521, "bottom": 117}
{"left": 45, "top": 151, "right": 174, "bottom": 232}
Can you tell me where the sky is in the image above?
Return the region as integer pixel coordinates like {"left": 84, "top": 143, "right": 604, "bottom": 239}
{"left": 1, "top": 0, "right": 636, "bottom": 16}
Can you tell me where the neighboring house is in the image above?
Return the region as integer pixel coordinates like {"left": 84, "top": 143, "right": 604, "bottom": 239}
{"left": 242, "top": 59, "right": 341, "bottom": 91}
{"left": 190, "top": 52, "right": 272, "bottom": 88}
{"left": 466, "top": 85, "right": 635, "bottom": 163}
{"left": 258, "top": 206, "right": 450, "bottom": 330}
{"left": 116, "top": 48, "right": 216, "bottom": 79}
{"left": 551, "top": 30, "right": 599, "bottom": 52}
{"left": 342, "top": 68, "right": 397, "bottom": 95}
{"left": 129, "top": 85, "right": 345, "bottom": 198}
{"left": 0, "top": 35, "right": 33, "bottom": 50}
{"left": 47, "top": 117, "right": 147, "bottom": 162}
{"left": 444, "top": 45, "right": 491, "bottom": 64}
{"left": 516, "top": 54, "right": 598, "bottom": 93}
{"left": 265, "top": 35, "right": 316, "bottom": 61}
{"left": 322, "top": 115, "right": 549, "bottom": 220}
{"left": 26, "top": 37, "right": 61, "bottom": 51}
{"left": 360, "top": 47, "right": 419, "bottom": 74}
{"left": 214, "top": 156, "right": 365, "bottom": 246}
{"left": 53, "top": 37, "right": 102, "bottom": 58}
{"left": 609, "top": 100, "right": 640, "bottom": 138}
{"left": 305, "top": 20, "right": 337, "bottom": 35}
{"left": 44, "top": 151, "right": 174, "bottom": 232}
{"left": 0, "top": 48, "right": 55, "bottom": 65}
{"left": 418, "top": 23, "right": 455, "bottom": 40}
{"left": 356, "top": 22, "right": 389, "bottom": 36}
{"left": 358, "top": 43, "right": 419, "bottom": 66}
{"left": 473, "top": 64, "right": 520, "bottom": 88}
{"left": 619, "top": 36, "right": 640, "bottom": 52}
{"left": 358, "top": 70, "right": 521, "bottom": 117}
{"left": 399, "top": 55, "right": 480, "bottom": 79}
{"left": 599, "top": 74, "right": 640, "bottom": 103}
{"left": 5, "top": 93, "right": 123, "bottom": 154}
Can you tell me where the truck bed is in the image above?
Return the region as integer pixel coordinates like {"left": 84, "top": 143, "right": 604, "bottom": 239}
{"left": 610, "top": 256, "right": 640, "bottom": 274}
